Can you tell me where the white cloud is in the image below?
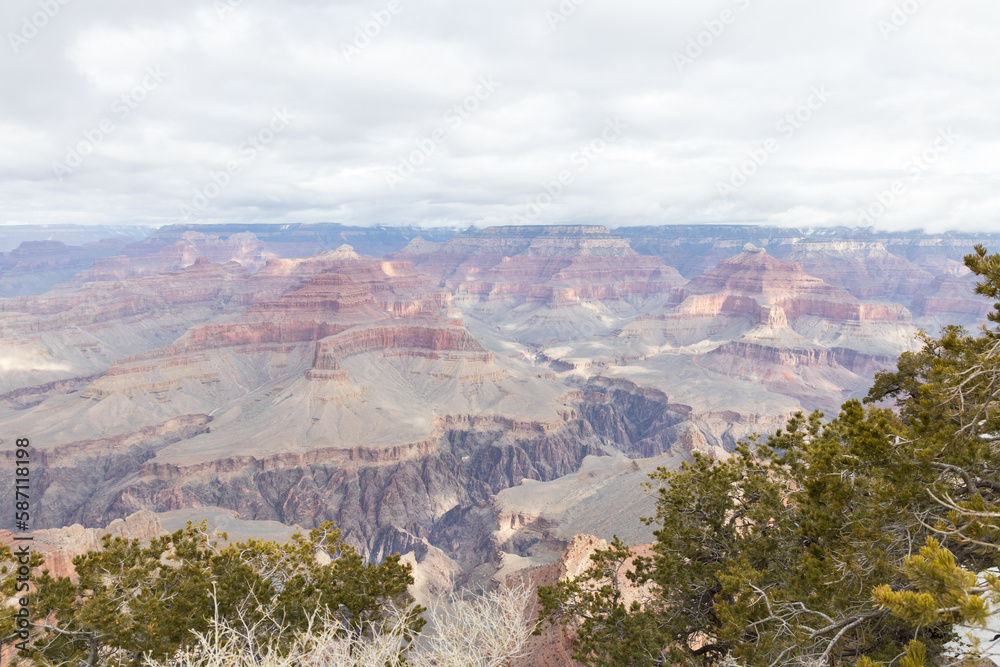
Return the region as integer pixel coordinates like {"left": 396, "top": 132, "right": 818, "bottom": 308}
{"left": 1, "top": 0, "right": 998, "bottom": 231}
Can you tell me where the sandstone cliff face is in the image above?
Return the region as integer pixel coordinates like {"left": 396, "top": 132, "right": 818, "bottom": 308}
{"left": 393, "top": 225, "right": 684, "bottom": 294}
{"left": 0, "top": 510, "right": 162, "bottom": 581}
{"left": 571, "top": 245, "right": 922, "bottom": 412}
{"left": 391, "top": 226, "right": 685, "bottom": 345}
{"left": 678, "top": 245, "right": 910, "bottom": 324}
{"left": 617, "top": 225, "right": 998, "bottom": 335}
{"left": 74, "top": 248, "right": 484, "bottom": 408}
{"left": 0, "top": 238, "right": 133, "bottom": 297}
{"left": 621, "top": 243, "right": 912, "bottom": 359}
{"left": 911, "top": 272, "right": 994, "bottom": 328}
{"left": 75, "top": 232, "right": 278, "bottom": 282}
{"left": 0, "top": 259, "right": 268, "bottom": 395}
{"left": 505, "top": 535, "right": 656, "bottom": 667}
{"left": 94, "top": 415, "right": 606, "bottom": 566}
{"left": 12, "top": 403, "right": 615, "bottom": 570}
{"left": 783, "top": 242, "right": 932, "bottom": 303}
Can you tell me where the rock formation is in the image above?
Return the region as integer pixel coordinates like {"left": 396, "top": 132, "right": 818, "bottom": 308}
{"left": 618, "top": 225, "right": 999, "bottom": 334}
{"left": 390, "top": 225, "right": 685, "bottom": 345}
{"left": 0, "top": 258, "right": 270, "bottom": 395}
{"left": 75, "top": 231, "right": 278, "bottom": 282}
{"left": 0, "top": 238, "right": 133, "bottom": 297}
{"left": 505, "top": 534, "right": 656, "bottom": 667}
{"left": 545, "top": 245, "right": 921, "bottom": 413}
{"left": 0, "top": 510, "right": 162, "bottom": 581}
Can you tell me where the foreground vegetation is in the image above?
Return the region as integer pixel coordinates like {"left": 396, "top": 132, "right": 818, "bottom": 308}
{"left": 1, "top": 521, "right": 534, "bottom": 666}
{"left": 539, "top": 245, "right": 1000, "bottom": 665}
{"left": 1, "top": 523, "right": 424, "bottom": 664}
{"left": 145, "top": 582, "right": 534, "bottom": 667}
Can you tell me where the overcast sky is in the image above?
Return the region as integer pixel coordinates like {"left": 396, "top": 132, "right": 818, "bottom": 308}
{"left": 1, "top": 0, "right": 998, "bottom": 231}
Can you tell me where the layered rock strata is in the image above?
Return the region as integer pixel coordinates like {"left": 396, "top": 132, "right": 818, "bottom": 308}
{"left": 75, "top": 231, "right": 278, "bottom": 282}
{"left": 539, "top": 244, "right": 919, "bottom": 415}
{"left": 390, "top": 225, "right": 685, "bottom": 345}
{"left": 0, "top": 510, "right": 162, "bottom": 581}
{"left": 6, "top": 223, "right": 996, "bottom": 598}
{"left": 0, "top": 238, "right": 133, "bottom": 297}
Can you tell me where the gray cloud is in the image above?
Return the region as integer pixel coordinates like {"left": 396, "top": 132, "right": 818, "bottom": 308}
{"left": 1, "top": 0, "right": 997, "bottom": 231}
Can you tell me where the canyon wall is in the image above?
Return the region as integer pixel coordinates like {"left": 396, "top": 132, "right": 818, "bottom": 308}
{"left": 1, "top": 223, "right": 997, "bottom": 595}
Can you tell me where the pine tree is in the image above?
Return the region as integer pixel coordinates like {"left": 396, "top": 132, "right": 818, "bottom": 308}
{"left": 1, "top": 522, "right": 421, "bottom": 666}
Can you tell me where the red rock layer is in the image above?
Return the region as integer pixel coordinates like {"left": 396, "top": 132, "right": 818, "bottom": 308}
{"left": 707, "top": 341, "right": 897, "bottom": 376}
{"left": 390, "top": 225, "right": 685, "bottom": 303}
{"left": 0, "top": 510, "right": 162, "bottom": 582}
{"left": 312, "top": 324, "right": 489, "bottom": 369}
{"left": 174, "top": 255, "right": 458, "bottom": 352}
{"left": 0, "top": 259, "right": 257, "bottom": 324}
{"left": 680, "top": 245, "right": 909, "bottom": 323}
{"left": 911, "top": 273, "right": 994, "bottom": 321}
{"left": 88, "top": 249, "right": 483, "bottom": 394}
{"left": 784, "top": 242, "right": 933, "bottom": 303}
{"left": 507, "top": 535, "right": 656, "bottom": 667}
{"left": 75, "top": 231, "right": 277, "bottom": 281}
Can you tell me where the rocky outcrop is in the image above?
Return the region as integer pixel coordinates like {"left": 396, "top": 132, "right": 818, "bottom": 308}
{"left": 0, "top": 238, "right": 133, "bottom": 297}
{"left": 680, "top": 244, "right": 909, "bottom": 323}
{"left": 506, "top": 535, "right": 655, "bottom": 667}
{"left": 579, "top": 376, "right": 784, "bottom": 454}
{"left": 911, "top": 273, "right": 994, "bottom": 327}
{"left": 495, "top": 245, "right": 922, "bottom": 419}
{"left": 594, "top": 246, "right": 921, "bottom": 412}
{"left": 75, "top": 232, "right": 278, "bottom": 281}
{"left": 616, "top": 225, "right": 999, "bottom": 335}
{"left": 77, "top": 251, "right": 479, "bottom": 403}
{"left": 698, "top": 342, "right": 898, "bottom": 411}
{"left": 0, "top": 416, "right": 212, "bottom": 528}
{"left": 393, "top": 225, "right": 684, "bottom": 300}
{"left": 618, "top": 245, "right": 913, "bottom": 356}
{"left": 313, "top": 324, "right": 490, "bottom": 368}
{"left": 24, "top": 411, "right": 604, "bottom": 569}
{"left": 11, "top": 367, "right": 746, "bottom": 574}
{"left": 390, "top": 226, "right": 685, "bottom": 345}
{"left": 783, "top": 241, "right": 932, "bottom": 304}
{"left": 0, "top": 510, "right": 162, "bottom": 581}
{"left": 0, "top": 259, "right": 271, "bottom": 394}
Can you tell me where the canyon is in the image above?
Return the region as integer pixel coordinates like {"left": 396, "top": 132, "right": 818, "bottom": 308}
{"left": 1, "top": 223, "right": 997, "bottom": 599}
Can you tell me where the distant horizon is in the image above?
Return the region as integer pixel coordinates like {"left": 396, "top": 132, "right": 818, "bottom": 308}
{"left": 2, "top": 220, "right": 999, "bottom": 237}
